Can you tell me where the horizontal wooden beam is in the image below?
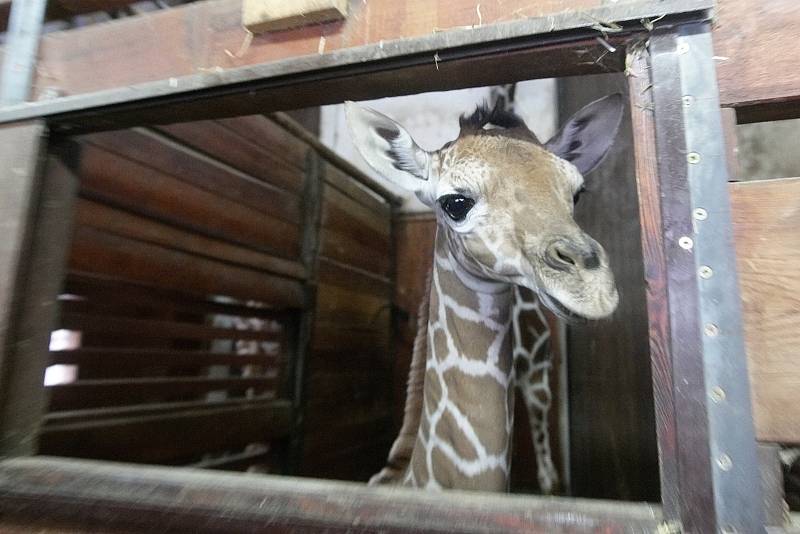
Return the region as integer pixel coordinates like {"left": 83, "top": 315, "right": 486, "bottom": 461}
{"left": 714, "top": 0, "right": 800, "bottom": 122}
{"left": 0, "top": 1, "right": 712, "bottom": 130}
{"left": 39, "top": 400, "right": 291, "bottom": 463}
{"left": 48, "top": 376, "right": 277, "bottom": 410}
{"left": 0, "top": 457, "right": 664, "bottom": 532}
{"left": 60, "top": 311, "right": 283, "bottom": 343}
{"left": 731, "top": 177, "right": 800, "bottom": 444}
{"left": 49, "top": 348, "right": 280, "bottom": 368}
{"left": 0, "top": 0, "right": 141, "bottom": 28}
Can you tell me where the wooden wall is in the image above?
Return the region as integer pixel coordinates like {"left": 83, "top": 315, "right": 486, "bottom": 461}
{"left": 558, "top": 74, "right": 660, "bottom": 502}
{"left": 38, "top": 113, "right": 394, "bottom": 480}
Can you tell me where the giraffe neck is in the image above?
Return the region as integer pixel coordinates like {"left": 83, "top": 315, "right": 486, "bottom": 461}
{"left": 403, "top": 227, "right": 515, "bottom": 491}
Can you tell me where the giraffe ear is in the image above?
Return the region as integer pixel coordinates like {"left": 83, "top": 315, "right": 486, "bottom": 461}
{"left": 345, "top": 101, "right": 434, "bottom": 203}
{"left": 544, "top": 93, "right": 624, "bottom": 176}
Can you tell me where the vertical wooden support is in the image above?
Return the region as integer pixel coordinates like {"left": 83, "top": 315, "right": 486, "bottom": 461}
{"left": 286, "top": 148, "right": 324, "bottom": 474}
{"left": 639, "top": 25, "right": 765, "bottom": 533}
{"left": 0, "top": 126, "right": 78, "bottom": 456}
{"left": 0, "top": 0, "right": 47, "bottom": 104}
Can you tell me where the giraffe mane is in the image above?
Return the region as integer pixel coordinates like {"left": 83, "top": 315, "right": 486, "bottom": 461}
{"left": 458, "top": 101, "right": 540, "bottom": 143}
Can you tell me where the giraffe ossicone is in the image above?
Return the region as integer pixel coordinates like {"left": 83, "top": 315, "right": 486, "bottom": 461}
{"left": 346, "top": 94, "right": 624, "bottom": 491}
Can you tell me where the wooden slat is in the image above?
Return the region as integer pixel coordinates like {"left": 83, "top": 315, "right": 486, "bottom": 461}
{"left": 76, "top": 199, "right": 305, "bottom": 281}
{"left": 215, "top": 116, "right": 309, "bottom": 178}
{"left": 23, "top": 0, "right": 622, "bottom": 100}
{"left": 156, "top": 121, "right": 304, "bottom": 194}
{"left": 43, "top": 396, "right": 279, "bottom": 425}
{"left": 730, "top": 177, "right": 800, "bottom": 443}
{"left": 0, "top": 456, "right": 665, "bottom": 532}
{"left": 70, "top": 227, "right": 304, "bottom": 308}
{"left": 189, "top": 446, "right": 272, "bottom": 471}
{"left": 48, "top": 376, "right": 278, "bottom": 411}
{"left": 49, "top": 349, "right": 278, "bottom": 369}
{"left": 78, "top": 143, "right": 301, "bottom": 259}
{"left": 0, "top": 0, "right": 141, "bottom": 28}
{"left": 317, "top": 258, "right": 392, "bottom": 298}
{"left": 60, "top": 312, "right": 283, "bottom": 343}
{"left": 39, "top": 400, "right": 291, "bottom": 463}
{"left": 315, "top": 283, "right": 390, "bottom": 328}
{"left": 82, "top": 128, "right": 302, "bottom": 224}
{"left": 323, "top": 163, "right": 390, "bottom": 217}
{"left": 714, "top": 0, "right": 800, "bottom": 121}
{"left": 64, "top": 272, "right": 300, "bottom": 318}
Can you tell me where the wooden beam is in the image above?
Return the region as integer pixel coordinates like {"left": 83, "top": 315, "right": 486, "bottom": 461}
{"left": 714, "top": 0, "right": 800, "bottom": 122}
{"left": 0, "top": 456, "right": 664, "bottom": 532}
{"left": 242, "top": 0, "right": 348, "bottom": 33}
{"left": 730, "top": 177, "right": 800, "bottom": 444}
{"left": 39, "top": 400, "right": 291, "bottom": 463}
{"left": 49, "top": 348, "right": 279, "bottom": 369}
{"left": 0, "top": 128, "right": 78, "bottom": 457}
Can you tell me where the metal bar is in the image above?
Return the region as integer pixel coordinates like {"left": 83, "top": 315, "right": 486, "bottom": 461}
{"left": 0, "top": 1, "right": 712, "bottom": 128}
{"left": 0, "top": 0, "right": 47, "bottom": 105}
{"left": 0, "top": 456, "right": 665, "bottom": 532}
{"left": 649, "top": 24, "right": 765, "bottom": 533}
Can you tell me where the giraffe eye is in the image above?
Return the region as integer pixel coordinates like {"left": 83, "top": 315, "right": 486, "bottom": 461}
{"left": 438, "top": 194, "right": 475, "bottom": 222}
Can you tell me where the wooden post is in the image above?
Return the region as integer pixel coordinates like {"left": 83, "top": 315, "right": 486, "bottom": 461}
{"left": 286, "top": 148, "right": 324, "bottom": 474}
{"left": 0, "top": 126, "right": 78, "bottom": 456}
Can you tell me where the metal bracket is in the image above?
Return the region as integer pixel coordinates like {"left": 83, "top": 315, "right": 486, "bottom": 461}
{"left": 676, "top": 23, "right": 765, "bottom": 534}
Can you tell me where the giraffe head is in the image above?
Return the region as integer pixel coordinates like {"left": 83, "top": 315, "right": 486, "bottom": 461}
{"left": 346, "top": 95, "right": 623, "bottom": 320}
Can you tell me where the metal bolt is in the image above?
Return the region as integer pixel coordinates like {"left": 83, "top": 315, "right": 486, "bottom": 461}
{"left": 678, "top": 236, "right": 694, "bottom": 250}
{"left": 693, "top": 207, "right": 708, "bottom": 220}
{"left": 716, "top": 453, "right": 733, "bottom": 471}
{"left": 682, "top": 95, "right": 694, "bottom": 107}
{"left": 677, "top": 42, "right": 690, "bottom": 54}
{"left": 699, "top": 265, "right": 713, "bottom": 279}
{"left": 710, "top": 386, "right": 726, "bottom": 403}
{"left": 687, "top": 152, "right": 701, "bottom": 164}
{"left": 704, "top": 323, "right": 719, "bottom": 337}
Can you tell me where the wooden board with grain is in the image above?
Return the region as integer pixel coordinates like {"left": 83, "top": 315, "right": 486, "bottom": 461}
{"left": 243, "top": 0, "right": 348, "bottom": 33}
{"left": 730, "top": 177, "right": 800, "bottom": 444}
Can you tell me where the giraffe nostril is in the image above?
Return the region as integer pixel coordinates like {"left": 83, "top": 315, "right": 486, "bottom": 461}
{"left": 583, "top": 251, "right": 600, "bottom": 270}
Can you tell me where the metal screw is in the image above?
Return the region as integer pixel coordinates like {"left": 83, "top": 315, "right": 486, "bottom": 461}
{"left": 716, "top": 453, "right": 733, "bottom": 471}
{"left": 704, "top": 323, "right": 719, "bottom": 337}
{"left": 710, "top": 386, "right": 726, "bottom": 403}
{"left": 693, "top": 207, "right": 708, "bottom": 220}
{"left": 687, "top": 152, "right": 701, "bottom": 164}
{"left": 682, "top": 95, "right": 694, "bottom": 107}
{"left": 678, "top": 236, "right": 693, "bottom": 250}
{"left": 677, "top": 42, "right": 690, "bottom": 54}
{"left": 699, "top": 265, "right": 713, "bottom": 279}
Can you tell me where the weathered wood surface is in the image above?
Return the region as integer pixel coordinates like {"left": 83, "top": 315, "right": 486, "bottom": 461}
{"left": 0, "top": 0, "right": 141, "bottom": 28}
{"left": 561, "top": 74, "right": 659, "bottom": 503}
{"left": 714, "top": 0, "right": 800, "bottom": 121}
{"left": 18, "top": 0, "right": 638, "bottom": 100}
{"left": 243, "top": 0, "right": 348, "bottom": 33}
{"left": 0, "top": 457, "right": 664, "bottom": 533}
{"left": 39, "top": 400, "right": 292, "bottom": 464}
{"left": 629, "top": 45, "right": 679, "bottom": 518}
{"left": 730, "top": 177, "right": 800, "bottom": 444}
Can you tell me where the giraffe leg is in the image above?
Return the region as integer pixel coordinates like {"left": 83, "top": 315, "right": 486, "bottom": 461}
{"left": 512, "top": 286, "right": 559, "bottom": 495}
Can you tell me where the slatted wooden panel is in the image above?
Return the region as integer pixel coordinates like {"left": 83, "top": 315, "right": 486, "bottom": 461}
{"left": 299, "top": 162, "right": 394, "bottom": 481}
{"left": 730, "top": 177, "right": 800, "bottom": 444}
{"left": 41, "top": 115, "right": 310, "bottom": 472}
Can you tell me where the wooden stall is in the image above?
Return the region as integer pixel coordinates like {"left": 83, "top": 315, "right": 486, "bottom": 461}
{"left": 0, "top": 0, "right": 798, "bottom": 532}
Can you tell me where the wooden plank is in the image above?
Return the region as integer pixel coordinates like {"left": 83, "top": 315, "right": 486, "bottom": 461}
{"left": 317, "top": 258, "right": 392, "bottom": 299}
{"left": 49, "top": 349, "right": 278, "bottom": 369}
{"left": 48, "top": 376, "right": 278, "bottom": 411}
{"left": 315, "top": 283, "right": 390, "bottom": 329}
{"left": 78, "top": 143, "right": 301, "bottom": 259}
{"left": 60, "top": 312, "right": 283, "bottom": 343}
{"left": 65, "top": 272, "right": 302, "bottom": 318}
{"left": 324, "top": 163, "right": 391, "bottom": 217}
{"left": 82, "top": 128, "right": 302, "bottom": 224}
{"left": 243, "top": 0, "right": 348, "bottom": 33}
{"left": 156, "top": 121, "right": 304, "bottom": 194}
{"left": 319, "top": 228, "right": 391, "bottom": 276}
{"left": 0, "top": 456, "right": 665, "bottom": 533}
{"left": 0, "top": 135, "right": 79, "bottom": 457}
{"left": 714, "top": 0, "right": 800, "bottom": 121}
{"left": 22, "top": 0, "right": 633, "bottom": 100}
{"left": 730, "top": 177, "right": 800, "bottom": 443}
{"left": 0, "top": 0, "right": 141, "bottom": 28}
{"left": 628, "top": 45, "right": 679, "bottom": 517}
{"left": 76, "top": 199, "right": 304, "bottom": 281}
{"left": 69, "top": 227, "right": 304, "bottom": 308}
{"left": 189, "top": 446, "right": 272, "bottom": 471}
{"left": 39, "top": 400, "right": 291, "bottom": 463}
{"left": 561, "top": 75, "right": 659, "bottom": 502}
